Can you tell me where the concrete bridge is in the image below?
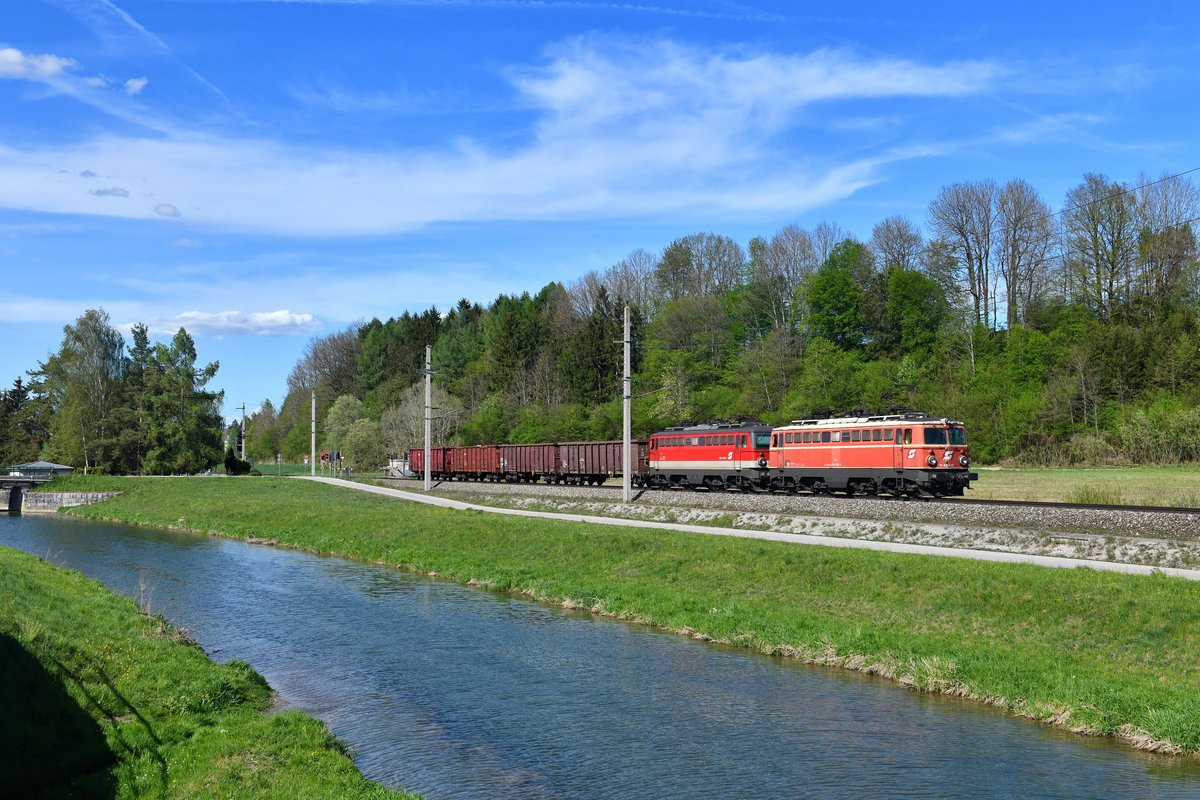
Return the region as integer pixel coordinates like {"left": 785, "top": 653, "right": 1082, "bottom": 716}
{"left": 1, "top": 476, "right": 52, "bottom": 514}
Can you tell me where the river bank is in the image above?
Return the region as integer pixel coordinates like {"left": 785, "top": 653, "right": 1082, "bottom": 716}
{"left": 47, "top": 474, "right": 1200, "bottom": 758}
{"left": 0, "top": 543, "right": 416, "bottom": 798}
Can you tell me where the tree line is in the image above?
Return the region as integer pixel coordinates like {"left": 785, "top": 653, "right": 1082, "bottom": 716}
{"left": 0, "top": 310, "right": 224, "bottom": 473}
{"left": 9, "top": 168, "right": 1199, "bottom": 472}
{"left": 249, "top": 169, "right": 1200, "bottom": 469}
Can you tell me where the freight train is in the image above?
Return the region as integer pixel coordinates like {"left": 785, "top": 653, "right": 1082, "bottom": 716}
{"left": 407, "top": 410, "right": 977, "bottom": 498}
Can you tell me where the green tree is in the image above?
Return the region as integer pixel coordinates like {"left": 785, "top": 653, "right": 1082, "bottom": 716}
{"left": 342, "top": 418, "right": 386, "bottom": 471}
{"left": 141, "top": 329, "right": 224, "bottom": 475}
{"left": 36, "top": 309, "right": 127, "bottom": 472}
{"left": 322, "top": 394, "right": 366, "bottom": 452}
{"left": 805, "top": 243, "right": 865, "bottom": 349}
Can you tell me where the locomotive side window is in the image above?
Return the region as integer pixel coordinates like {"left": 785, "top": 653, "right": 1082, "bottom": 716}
{"left": 821, "top": 431, "right": 831, "bottom": 443}
{"left": 851, "top": 430, "right": 860, "bottom": 442}
{"left": 903, "top": 429, "right": 913, "bottom": 444}
{"left": 832, "top": 431, "right": 841, "bottom": 442}
{"left": 884, "top": 429, "right": 894, "bottom": 441}
{"left": 871, "top": 429, "right": 880, "bottom": 441}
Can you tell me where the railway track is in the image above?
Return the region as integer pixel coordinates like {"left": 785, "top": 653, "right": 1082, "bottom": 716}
{"left": 388, "top": 477, "right": 1200, "bottom": 517}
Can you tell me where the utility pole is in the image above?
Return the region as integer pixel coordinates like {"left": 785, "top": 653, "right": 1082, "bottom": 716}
{"left": 424, "top": 344, "right": 432, "bottom": 492}
{"left": 622, "top": 304, "right": 632, "bottom": 503}
{"left": 310, "top": 389, "right": 316, "bottom": 476}
{"left": 238, "top": 403, "right": 247, "bottom": 462}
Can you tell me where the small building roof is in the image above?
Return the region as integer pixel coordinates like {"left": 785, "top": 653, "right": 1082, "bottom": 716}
{"left": 12, "top": 461, "right": 74, "bottom": 471}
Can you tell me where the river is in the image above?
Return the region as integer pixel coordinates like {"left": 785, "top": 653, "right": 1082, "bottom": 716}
{"left": 4, "top": 513, "right": 1199, "bottom": 799}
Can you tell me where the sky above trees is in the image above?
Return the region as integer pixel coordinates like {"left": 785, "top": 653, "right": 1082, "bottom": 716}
{"left": 2, "top": 0, "right": 1197, "bottom": 418}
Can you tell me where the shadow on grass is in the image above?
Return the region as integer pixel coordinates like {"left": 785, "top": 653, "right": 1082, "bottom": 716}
{"left": 0, "top": 632, "right": 117, "bottom": 798}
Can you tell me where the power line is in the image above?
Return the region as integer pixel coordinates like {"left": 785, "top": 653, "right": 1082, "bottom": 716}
{"left": 1040, "top": 165, "right": 1200, "bottom": 226}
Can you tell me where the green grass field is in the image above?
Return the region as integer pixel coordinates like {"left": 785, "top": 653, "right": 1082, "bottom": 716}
{"left": 0, "top": 544, "right": 417, "bottom": 799}
{"left": 41, "top": 474, "right": 1200, "bottom": 757}
{"left": 970, "top": 466, "right": 1200, "bottom": 506}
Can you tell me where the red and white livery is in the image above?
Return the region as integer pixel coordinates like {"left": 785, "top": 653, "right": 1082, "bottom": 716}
{"left": 768, "top": 410, "right": 976, "bottom": 497}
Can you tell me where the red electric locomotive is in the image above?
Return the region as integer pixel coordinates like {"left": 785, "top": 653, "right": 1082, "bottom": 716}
{"left": 647, "top": 421, "right": 774, "bottom": 490}
{"left": 768, "top": 410, "right": 976, "bottom": 497}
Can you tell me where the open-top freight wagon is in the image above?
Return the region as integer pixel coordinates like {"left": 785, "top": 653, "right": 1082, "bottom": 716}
{"left": 408, "top": 440, "right": 650, "bottom": 485}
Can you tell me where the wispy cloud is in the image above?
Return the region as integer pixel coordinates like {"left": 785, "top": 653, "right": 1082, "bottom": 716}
{"left": 142, "top": 309, "right": 322, "bottom": 336}
{"left": 0, "top": 48, "right": 77, "bottom": 80}
{"left": 124, "top": 76, "right": 148, "bottom": 95}
{"left": 0, "top": 39, "right": 1001, "bottom": 235}
{"left": 48, "top": 0, "right": 231, "bottom": 102}
{"left": 166, "top": 0, "right": 792, "bottom": 23}
{"left": 90, "top": 186, "right": 130, "bottom": 197}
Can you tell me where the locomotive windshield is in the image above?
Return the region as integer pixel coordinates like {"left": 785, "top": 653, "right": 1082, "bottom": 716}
{"left": 949, "top": 426, "right": 966, "bottom": 445}
{"left": 923, "top": 427, "right": 947, "bottom": 445}
{"left": 754, "top": 432, "right": 772, "bottom": 448}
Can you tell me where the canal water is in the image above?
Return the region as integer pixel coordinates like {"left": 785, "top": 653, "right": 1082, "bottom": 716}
{"left": 4, "top": 513, "right": 1199, "bottom": 799}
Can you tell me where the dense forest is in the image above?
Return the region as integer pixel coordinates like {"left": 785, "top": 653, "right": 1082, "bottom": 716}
{"left": 241, "top": 170, "right": 1200, "bottom": 469}
{"left": 6, "top": 169, "right": 1200, "bottom": 473}
{"left": 0, "top": 310, "right": 224, "bottom": 473}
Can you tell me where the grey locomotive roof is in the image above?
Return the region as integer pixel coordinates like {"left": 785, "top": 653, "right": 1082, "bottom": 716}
{"left": 783, "top": 413, "right": 960, "bottom": 427}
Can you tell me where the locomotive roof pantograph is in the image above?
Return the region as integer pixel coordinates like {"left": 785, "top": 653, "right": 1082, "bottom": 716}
{"left": 783, "top": 410, "right": 963, "bottom": 428}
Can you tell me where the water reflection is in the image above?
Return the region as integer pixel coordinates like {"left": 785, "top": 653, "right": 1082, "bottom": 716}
{"left": 4, "top": 514, "right": 1199, "bottom": 800}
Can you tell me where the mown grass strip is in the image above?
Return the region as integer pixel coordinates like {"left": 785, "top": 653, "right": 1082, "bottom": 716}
{"left": 0, "top": 543, "right": 418, "bottom": 799}
{"left": 55, "top": 474, "right": 1200, "bottom": 757}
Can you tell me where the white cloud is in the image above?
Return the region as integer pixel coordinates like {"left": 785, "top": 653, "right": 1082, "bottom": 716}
{"left": 90, "top": 187, "right": 130, "bottom": 197}
{"left": 144, "top": 310, "right": 322, "bottom": 336}
{"left": 172, "top": 238, "right": 204, "bottom": 248}
{"left": 124, "top": 76, "right": 149, "bottom": 95}
{"left": 0, "top": 47, "right": 77, "bottom": 80}
{"left": 0, "top": 40, "right": 1001, "bottom": 235}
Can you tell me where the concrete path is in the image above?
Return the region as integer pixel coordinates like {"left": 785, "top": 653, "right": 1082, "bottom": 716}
{"left": 297, "top": 476, "right": 1200, "bottom": 581}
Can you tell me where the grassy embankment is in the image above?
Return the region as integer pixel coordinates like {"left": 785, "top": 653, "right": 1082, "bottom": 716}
{"left": 0, "top": 544, "right": 417, "bottom": 798}
{"left": 46, "top": 474, "right": 1200, "bottom": 757}
{"left": 970, "top": 465, "right": 1200, "bottom": 506}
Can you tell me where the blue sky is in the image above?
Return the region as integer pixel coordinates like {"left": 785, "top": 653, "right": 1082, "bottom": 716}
{"left": 2, "top": 1, "right": 1197, "bottom": 420}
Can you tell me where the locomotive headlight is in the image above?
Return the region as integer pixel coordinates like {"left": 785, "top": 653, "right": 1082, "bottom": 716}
{"left": 926, "top": 454, "right": 938, "bottom": 468}
{"left": 959, "top": 455, "right": 970, "bottom": 467}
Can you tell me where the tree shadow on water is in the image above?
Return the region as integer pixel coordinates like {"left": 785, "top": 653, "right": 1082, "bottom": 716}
{"left": 0, "top": 632, "right": 118, "bottom": 798}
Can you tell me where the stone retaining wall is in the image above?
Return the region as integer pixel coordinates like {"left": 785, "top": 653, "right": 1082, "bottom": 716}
{"left": 19, "top": 492, "right": 120, "bottom": 514}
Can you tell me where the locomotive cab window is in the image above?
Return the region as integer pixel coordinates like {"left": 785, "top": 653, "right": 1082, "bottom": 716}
{"left": 903, "top": 429, "right": 913, "bottom": 445}
{"left": 949, "top": 427, "right": 966, "bottom": 445}
{"left": 923, "top": 427, "right": 947, "bottom": 445}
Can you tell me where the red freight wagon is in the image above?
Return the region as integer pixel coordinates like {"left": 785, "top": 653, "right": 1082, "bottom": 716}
{"left": 408, "top": 447, "right": 452, "bottom": 479}
{"left": 447, "top": 445, "right": 500, "bottom": 479}
{"left": 500, "top": 443, "right": 559, "bottom": 482}
{"left": 555, "top": 440, "right": 649, "bottom": 485}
